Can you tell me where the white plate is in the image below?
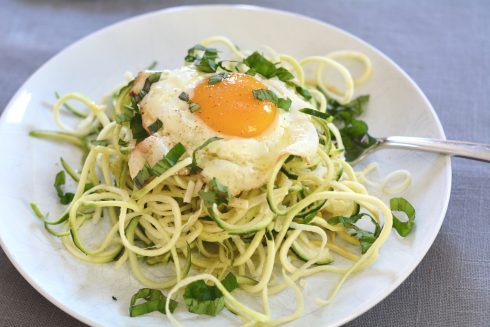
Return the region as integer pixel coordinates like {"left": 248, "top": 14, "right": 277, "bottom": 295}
{"left": 0, "top": 5, "right": 451, "bottom": 327}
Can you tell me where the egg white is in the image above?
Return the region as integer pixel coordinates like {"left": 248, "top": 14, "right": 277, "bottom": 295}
{"left": 128, "top": 67, "right": 319, "bottom": 195}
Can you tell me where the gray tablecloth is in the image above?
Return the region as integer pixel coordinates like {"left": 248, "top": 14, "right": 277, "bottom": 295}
{"left": 1, "top": 0, "right": 489, "bottom": 326}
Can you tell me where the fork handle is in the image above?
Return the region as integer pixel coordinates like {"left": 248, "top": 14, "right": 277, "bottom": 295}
{"left": 381, "top": 136, "right": 490, "bottom": 163}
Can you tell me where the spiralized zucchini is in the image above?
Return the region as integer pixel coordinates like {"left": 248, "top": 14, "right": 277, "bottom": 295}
{"left": 32, "top": 36, "right": 401, "bottom": 326}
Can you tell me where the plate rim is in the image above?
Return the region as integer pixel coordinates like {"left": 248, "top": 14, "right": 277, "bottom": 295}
{"left": 0, "top": 4, "right": 452, "bottom": 327}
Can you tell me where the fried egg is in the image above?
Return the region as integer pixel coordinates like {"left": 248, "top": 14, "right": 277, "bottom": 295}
{"left": 128, "top": 67, "right": 319, "bottom": 195}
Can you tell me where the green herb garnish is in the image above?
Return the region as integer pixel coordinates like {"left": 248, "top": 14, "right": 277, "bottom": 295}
{"left": 54, "top": 171, "right": 74, "bottom": 205}
{"left": 328, "top": 213, "right": 381, "bottom": 253}
{"left": 133, "top": 143, "right": 186, "bottom": 188}
{"left": 147, "top": 118, "right": 163, "bottom": 134}
{"left": 208, "top": 72, "right": 229, "bottom": 85}
{"left": 199, "top": 178, "right": 230, "bottom": 209}
{"left": 299, "top": 108, "right": 330, "bottom": 120}
{"left": 178, "top": 92, "right": 201, "bottom": 113}
{"left": 129, "top": 288, "right": 177, "bottom": 317}
{"left": 117, "top": 72, "right": 162, "bottom": 142}
{"left": 252, "top": 89, "right": 291, "bottom": 111}
{"left": 340, "top": 119, "right": 377, "bottom": 162}
{"left": 185, "top": 44, "right": 220, "bottom": 73}
{"left": 183, "top": 273, "right": 238, "bottom": 316}
{"left": 243, "top": 52, "right": 293, "bottom": 81}
{"left": 390, "top": 197, "right": 416, "bottom": 236}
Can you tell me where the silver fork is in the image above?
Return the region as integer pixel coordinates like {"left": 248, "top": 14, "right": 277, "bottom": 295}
{"left": 349, "top": 136, "right": 490, "bottom": 165}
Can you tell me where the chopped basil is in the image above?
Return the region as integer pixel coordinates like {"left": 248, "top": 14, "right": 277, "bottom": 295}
{"left": 178, "top": 91, "right": 201, "bottom": 113}
{"left": 183, "top": 273, "right": 238, "bottom": 316}
{"left": 340, "top": 119, "right": 377, "bottom": 162}
{"left": 188, "top": 102, "right": 201, "bottom": 113}
{"left": 277, "top": 98, "right": 292, "bottom": 110}
{"left": 191, "top": 137, "right": 222, "bottom": 173}
{"left": 312, "top": 92, "right": 375, "bottom": 162}
{"left": 199, "top": 178, "right": 230, "bottom": 209}
{"left": 252, "top": 89, "right": 291, "bottom": 111}
{"left": 129, "top": 114, "right": 149, "bottom": 141}
{"left": 133, "top": 143, "right": 186, "bottom": 188}
{"left": 208, "top": 72, "right": 229, "bottom": 85}
{"left": 243, "top": 52, "right": 293, "bottom": 82}
{"left": 178, "top": 92, "right": 190, "bottom": 102}
{"left": 328, "top": 213, "right": 381, "bottom": 254}
{"left": 129, "top": 288, "right": 177, "bottom": 317}
{"left": 116, "top": 72, "right": 161, "bottom": 142}
{"left": 185, "top": 44, "right": 219, "bottom": 73}
{"left": 299, "top": 108, "right": 330, "bottom": 120}
{"left": 325, "top": 93, "right": 370, "bottom": 125}
{"left": 54, "top": 171, "right": 74, "bottom": 205}
{"left": 390, "top": 197, "right": 416, "bottom": 236}
{"left": 220, "top": 272, "right": 239, "bottom": 292}
{"left": 134, "top": 163, "right": 153, "bottom": 188}
{"left": 147, "top": 118, "right": 163, "bottom": 134}
{"left": 294, "top": 85, "right": 312, "bottom": 100}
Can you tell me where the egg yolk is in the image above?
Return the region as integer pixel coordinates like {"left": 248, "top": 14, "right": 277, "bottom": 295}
{"left": 192, "top": 73, "right": 277, "bottom": 138}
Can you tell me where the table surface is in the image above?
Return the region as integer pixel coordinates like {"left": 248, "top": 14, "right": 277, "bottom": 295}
{"left": 1, "top": 0, "right": 489, "bottom": 326}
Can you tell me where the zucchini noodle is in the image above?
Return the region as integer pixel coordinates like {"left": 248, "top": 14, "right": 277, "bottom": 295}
{"left": 31, "top": 36, "right": 412, "bottom": 326}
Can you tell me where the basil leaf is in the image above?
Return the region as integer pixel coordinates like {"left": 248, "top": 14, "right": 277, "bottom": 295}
{"left": 134, "top": 163, "right": 152, "bottom": 188}
{"left": 183, "top": 273, "right": 238, "bottom": 316}
{"left": 295, "top": 85, "right": 312, "bottom": 100}
{"left": 274, "top": 67, "right": 294, "bottom": 81}
{"left": 208, "top": 178, "right": 230, "bottom": 206}
{"left": 133, "top": 143, "right": 186, "bottom": 187}
{"left": 147, "top": 119, "right": 163, "bottom": 134}
{"left": 252, "top": 89, "right": 291, "bottom": 111}
{"left": 130, "top": 114, "right": 149, "bottom": 141}
{"left": 221, "top": 272, "right": 239, "bottom": 292}
{"left": 178, "top": 91, "right": 201, "bottom": 113}
{"left": 243, "top": 52, "right": 296, "bottom": 83}
{"left": 252, "top": 89, "right": 278, "bottom": 102}
{"left": 185, "top": 44, "right": 220, "bottom": 73}
{"left": 299, "top": 108, "right": 330, "bottom": 120}
{"left": 183, "top": 280, "right": 224, "bottom": 316}
{"left": 191, "top": 137, "right": 222, "bottom": 173}
{"left": 390, "top": 197, "right": 416, "bottom": 237}
{"left": 276, "top": 97, "right": 291, "bottom": 111}
{"left": 208, "top": 72, "right": 229, "bottom": 85}
{"left": 328, "top": 213, "right": 381, "bottom": 254}
{"left": 151, "top": 143, "right": 186, "bottom": 176}
{"left": 129, "top": 288, "right": 177, "bottom": 317}
{"left": 54, "top": 171, "right": 74, "bottom": 205}
{"left": 178, "top": 92, "right": 190, "bottom": 102}
{"left": 340, "top": 120, "right": 377, "bottom": 162}
{"left": 124, "top": 72, "right": 162, "bottom": 142}
{"left": 188, "top": 102, "right": 201, "bottom": 113}
{"left": 199, "top": 178, "right": 230, "bottom": 210}
{"left": 243, "top": 52, "right": 277, "bottom": 78}
{"left": 324, "top": 93, "right": 370, "bottom": 125}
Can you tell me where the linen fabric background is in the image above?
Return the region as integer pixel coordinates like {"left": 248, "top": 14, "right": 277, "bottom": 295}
{"left": 1, "top": 0, "right": 489, "bottom": 326}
